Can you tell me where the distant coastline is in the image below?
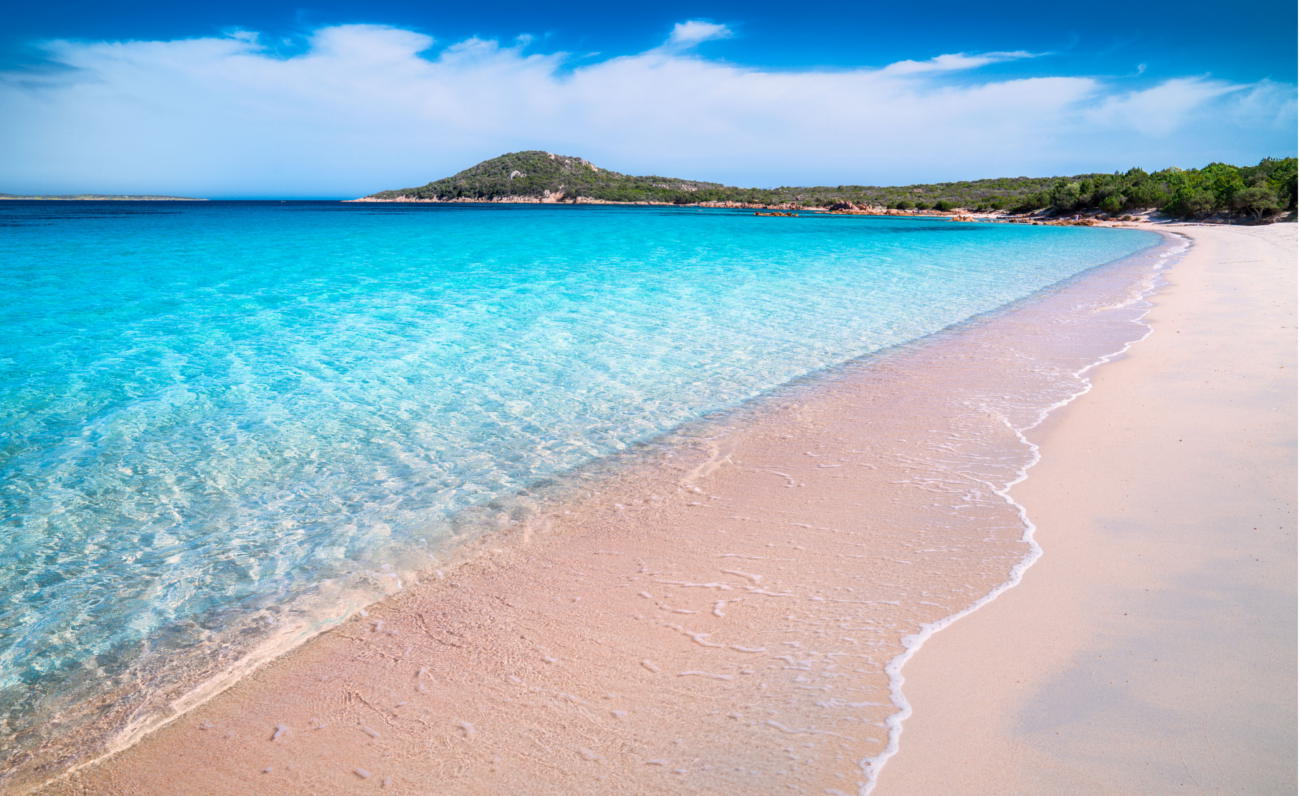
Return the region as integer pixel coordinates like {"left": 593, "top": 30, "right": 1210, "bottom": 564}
{"left": 355, "top": 150, "right": 1298, "bottom": 224}
{"left": 0, "top": 194, "right": 207, "bottom": 201}
{"left": 347, "top": 194, "right": 808, "bottom": 210}
{"left": 345, "top": 195, "right": 1170, "bottom": 229}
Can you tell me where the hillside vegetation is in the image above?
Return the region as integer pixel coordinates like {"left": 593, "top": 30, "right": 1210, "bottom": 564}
{"left": 366, "top": 151, "right": 732, "bottom": 204}
{"left": 365, "top": 151, "right": 1298, "bottom": 220}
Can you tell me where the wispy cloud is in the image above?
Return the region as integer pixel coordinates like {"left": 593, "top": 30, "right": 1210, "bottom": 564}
{"left": 0, "top": 22, "right": 1293, "bottom": 196}
{"left": 879, "top": 50, "right": 1041, "bottom": 76}
{"left": 665, "top": 20, "right": 733, "bottom": 50}
{"left": 1086, "top": 76, "right": 1289, "bottom": 136}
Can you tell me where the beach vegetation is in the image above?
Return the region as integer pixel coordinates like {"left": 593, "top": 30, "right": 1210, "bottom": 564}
{"left": 1167, "top": 184, "right": 1217, "bottom": 218}
{"left": 1099, "top": 194, "right": 1126, "bottom": 214}
{"left": 1231, "top": 185, "right": 1282, "bottom": 218}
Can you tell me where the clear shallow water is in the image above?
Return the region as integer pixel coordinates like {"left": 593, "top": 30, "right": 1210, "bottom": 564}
{"left": 0, "top": 201, "right": 1157, "bottom": 780}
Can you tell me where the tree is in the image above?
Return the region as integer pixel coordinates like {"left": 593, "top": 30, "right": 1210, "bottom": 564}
{"left": 1167, "top": 184, "right": 1215, "bottom": 217}
{"left": 1048, "top": 181, "right": 1083, "bottom": 212}
{"left": 1264, "top": 158, "right": 1298, "bottom": 212}
{"left": 1231, "top": 185, "right": 1281, "bottom": 218}
{"left": 1204, "top": 163, "right": 1246, "bottom": 207}
{"left": 1127, "top": 179, "right": 1170, "bottom": 209}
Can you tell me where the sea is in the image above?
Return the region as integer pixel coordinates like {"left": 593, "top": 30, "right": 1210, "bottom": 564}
{"left": 0, "top": 200, "right": 1160, "bottom": 786}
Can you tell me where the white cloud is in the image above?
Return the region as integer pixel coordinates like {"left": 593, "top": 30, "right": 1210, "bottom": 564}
{"left": 879, "top": 50, "right": 1040, "bottom": 76}
{"left": 665, "top": 20, "right": 733, "bottom": 49}
{"left": 1084, "top": 76, "right": 1245, "bottom": 136}
{"left": 0, "top": 22, "right": 1293, "bottom": 197}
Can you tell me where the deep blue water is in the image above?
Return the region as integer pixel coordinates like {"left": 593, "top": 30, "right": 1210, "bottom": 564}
{"left": 0, "top": 200, "right": 1158, "bottom": 759}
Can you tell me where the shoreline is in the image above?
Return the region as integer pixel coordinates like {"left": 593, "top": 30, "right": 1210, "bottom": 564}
{"left": 876, "top": 221, "right": 1297, "bottom": 794}
{"left": 860, "top": 228, "right": 1187, "bottom": 785}
{"left": 20, "top": 227, "right": 1196, "bottom": 790}
{"left": 344, "top": 195, "right": 1293, "bottom": 229}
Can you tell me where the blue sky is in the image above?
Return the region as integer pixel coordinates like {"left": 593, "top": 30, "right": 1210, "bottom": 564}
{"left": 2, "top": 1, "right": 1295, "bottom": 197}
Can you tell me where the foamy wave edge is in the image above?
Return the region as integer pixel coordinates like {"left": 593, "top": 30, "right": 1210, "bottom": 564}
{"left": 858, "top": 230, "right": 1192, "bottom": 794}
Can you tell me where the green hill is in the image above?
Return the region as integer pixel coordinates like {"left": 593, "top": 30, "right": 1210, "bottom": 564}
{"left": 361, "top": 151, "right": 1297, "bottom": 219}
{"left": 363, "top": 151, "right": 740, "bottom": 204}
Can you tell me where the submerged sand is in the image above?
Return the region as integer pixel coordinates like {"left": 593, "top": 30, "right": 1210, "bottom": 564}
{"left": 26, "top": 224, "right": 1294, "bottom": 795}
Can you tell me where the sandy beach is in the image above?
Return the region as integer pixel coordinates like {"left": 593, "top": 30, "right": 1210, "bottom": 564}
{"left": 29, "top": 223, "right": 1295, "bottom": 795}
{"left": 877, "top": 221, "right": 1297, "bottom": 794}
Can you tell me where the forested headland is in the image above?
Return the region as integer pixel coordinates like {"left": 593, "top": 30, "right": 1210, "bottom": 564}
{"left": 362, "top": 151, "right": 1298, "bottom": 220}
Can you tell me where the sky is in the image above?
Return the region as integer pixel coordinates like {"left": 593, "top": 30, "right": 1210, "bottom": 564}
{"left": 1, "top": 1, "right": 1295, "bottom": 198}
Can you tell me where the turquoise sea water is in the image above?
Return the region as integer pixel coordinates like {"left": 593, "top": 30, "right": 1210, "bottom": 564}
{"left": 0, "top": 201, "right": 1157, "bottom": 775}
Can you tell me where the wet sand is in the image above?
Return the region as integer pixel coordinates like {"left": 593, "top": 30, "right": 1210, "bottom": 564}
{"left": 877, "top": 222, "right": 1297, "bottom": 794}
{"left": 28, "top": 225, "right": 1290, "bottom": 795}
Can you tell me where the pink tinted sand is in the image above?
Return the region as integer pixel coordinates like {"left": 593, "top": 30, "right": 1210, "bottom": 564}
{"left": 877, "top": 222, "right": 1297, "bottom": 794}
{"left": 30, "top": 224, "right": 1294, "bottom": 796}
